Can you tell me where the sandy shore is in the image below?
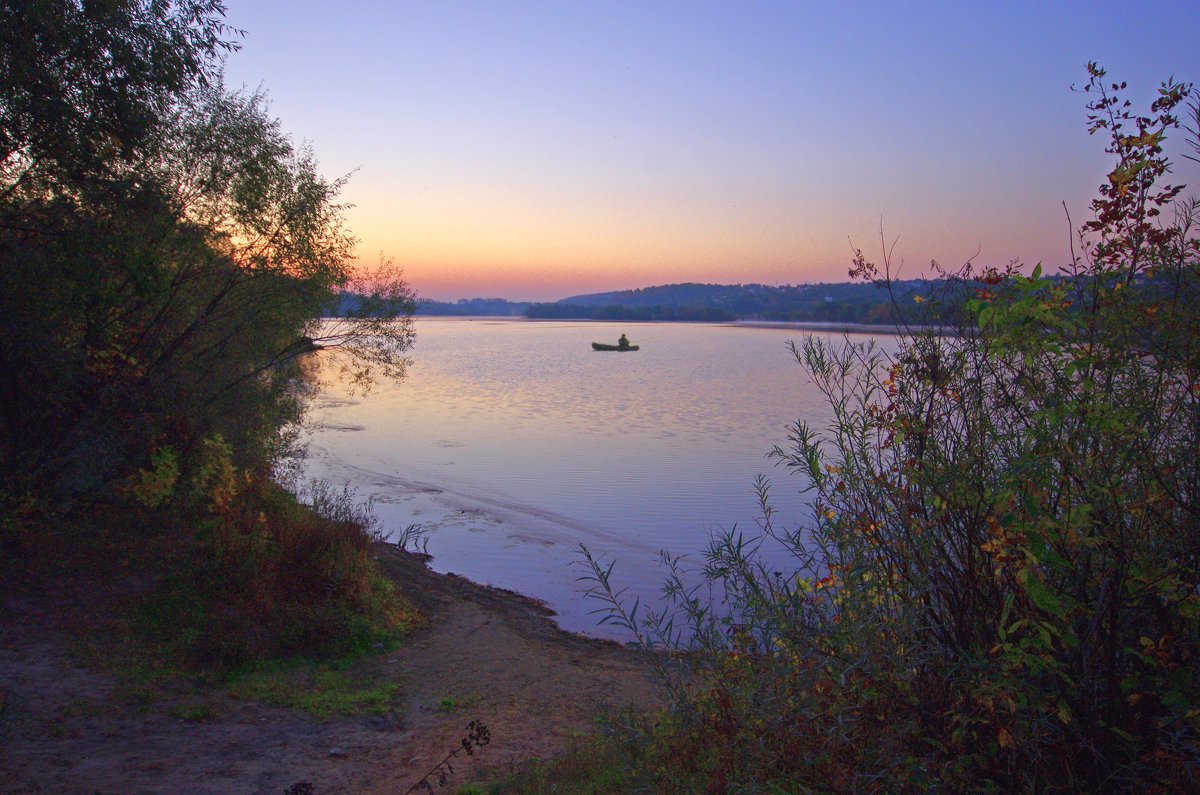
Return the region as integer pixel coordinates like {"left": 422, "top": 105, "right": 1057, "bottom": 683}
{"left": 0, "top": 543, "right": 661, "bottom": 794}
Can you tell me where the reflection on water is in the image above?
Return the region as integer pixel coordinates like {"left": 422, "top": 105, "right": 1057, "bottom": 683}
{"left": 302, "top": 318, "right": 891, "bottom": 636}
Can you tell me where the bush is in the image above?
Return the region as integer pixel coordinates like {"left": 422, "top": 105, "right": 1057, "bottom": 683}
{"left": 135, "top": 477, "right": 417, "bottom": 669}
{"left": 1, "top": 3, "right": 415, "bottom": 512}
{"left": 585, "top": 67, "right": 1200, "bottom": 792}
{"left": 2, "top": 2, "right": 418, "bottom": 678}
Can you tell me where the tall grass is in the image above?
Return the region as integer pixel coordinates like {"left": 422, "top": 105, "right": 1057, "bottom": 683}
{"left": 135, "top": 477, "right": 417, "bottom": 669}
{"left": 574, "top": 70, "right": 1200, "bottom": 793}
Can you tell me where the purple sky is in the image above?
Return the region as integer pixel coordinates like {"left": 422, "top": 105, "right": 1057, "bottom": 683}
{"left": 222, "top": 1, "right": 1200, "bottom": 301}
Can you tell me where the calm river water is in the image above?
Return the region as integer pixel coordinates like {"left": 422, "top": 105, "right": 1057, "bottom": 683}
{"left": 301, "top": 318, "right": 891, "bottom": 636}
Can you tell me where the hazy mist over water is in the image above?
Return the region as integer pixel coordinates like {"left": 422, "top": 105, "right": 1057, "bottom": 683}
{"left": 302, "top": 318, "right": 896, "bottom": 636}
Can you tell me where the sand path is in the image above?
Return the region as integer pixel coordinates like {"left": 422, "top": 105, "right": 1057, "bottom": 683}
{"left": 0, "top": 544, "right": 660, "bottom": 794}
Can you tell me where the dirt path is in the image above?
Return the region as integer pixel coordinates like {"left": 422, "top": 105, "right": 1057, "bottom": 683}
{"left": 0, "top": 544, "right": 661, "bottom": 794}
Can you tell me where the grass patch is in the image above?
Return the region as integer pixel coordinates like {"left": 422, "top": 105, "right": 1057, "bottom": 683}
{"left": 28, "top": 497, "right": 418, "bottom": 725}
{"left": 129, "top": 483, "right": 423, "bottom": 670}
{"left": 225, "top": 659, "right": 401, "bottom": 719}
{"left": 169, "top": 701, "right": 220, "bottom": 722}
{"left": 434, "top": 692, "right": 480, "bottom": 714}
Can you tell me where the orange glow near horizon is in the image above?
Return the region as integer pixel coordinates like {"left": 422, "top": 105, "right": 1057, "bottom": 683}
{"left": 344, "top": 185, "right": 1083, "bottom": 303}
{"left": 223, "top": 3, "right": 1200, "bottom": 305}
{"left": 344, "top": 191, "right": 847, "bottom": 301}
{"left": 334, "top": 129, "right": 1124, "bottom": 303}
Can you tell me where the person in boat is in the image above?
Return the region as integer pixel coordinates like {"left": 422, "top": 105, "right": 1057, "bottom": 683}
{"left": 617, "top": 333, "right": 631, "bottom": 349}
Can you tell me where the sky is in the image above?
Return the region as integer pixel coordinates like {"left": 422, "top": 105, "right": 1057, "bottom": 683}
{"left": 221, "top": 1, "right": 1200, "bottom": 302}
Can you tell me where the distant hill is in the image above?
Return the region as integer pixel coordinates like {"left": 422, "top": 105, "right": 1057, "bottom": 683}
{"left": 560, "top": 282, "right": 752, "bottom": 308}
{"left": 530, "top": 280, "right": 950, "bottom": 324}
{"left": 333, "top": 280, "right": 968, "bottom": 325}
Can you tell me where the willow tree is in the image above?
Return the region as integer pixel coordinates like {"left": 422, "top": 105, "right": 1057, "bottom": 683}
{"left": 0, "top": 1, "right": 414, "bottom": 501}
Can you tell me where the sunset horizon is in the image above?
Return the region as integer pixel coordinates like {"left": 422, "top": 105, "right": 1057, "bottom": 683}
{"left": 7, "top": 2, "right": 1200, "bottom": 790}
{"left": 221, "top": 2, "right": 1200, "bottom": 303}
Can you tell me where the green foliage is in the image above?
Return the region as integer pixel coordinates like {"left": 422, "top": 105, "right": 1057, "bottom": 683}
{"left": 133, "top": 478, "right": 419, "bottom": 669}
{"left": 0, "top": 0, "right": 237, "bottom": 181}
{"left": 187, "top": 434, "right": 237, "bottom": 512}
{"left": 1, "top": 2, "right": 414, "bottom": 501}
{"left": 122, "top": 445, "right": 180, "bottom": 508}
{"left": 225, "top": 659, "right": 401, "bottom": 719}
{"left": 585, "top": 68, "right": 1200, "bottom": 792}
{"left": 1, "top": 0, "right": 419, "bottom": 681}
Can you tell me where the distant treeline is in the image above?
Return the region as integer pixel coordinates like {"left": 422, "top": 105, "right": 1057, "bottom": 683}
{"left": 526, "top": 302, "right": 736, "bottom": 321}
{"left": 330, "top": 279, "right": 1004, "bottom": 325}
{"left": 336, "top": 280, "right": 974, "bottom": 324}
{"left": 530, "top": 280, "right": 966, "bottom": 325}
{"left": 330, "top": 296, "right": 530, "bottom": 317}
{"left": 416, "top": 297, "right": 532, "bottom": 316}
{"left": 550, "top": 281, "right": 931, "bottom": 323}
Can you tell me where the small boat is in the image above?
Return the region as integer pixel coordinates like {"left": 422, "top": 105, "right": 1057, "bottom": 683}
{"left": 592, "top": 342, "right": 639, "bottom": 351}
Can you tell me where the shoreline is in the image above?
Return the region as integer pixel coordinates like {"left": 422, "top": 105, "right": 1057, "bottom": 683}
{"left": 0, "top": 539, "right": 660, "bottom": 794}
{"left": 375, "top": 542, "right": 632, "bottom": 652}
